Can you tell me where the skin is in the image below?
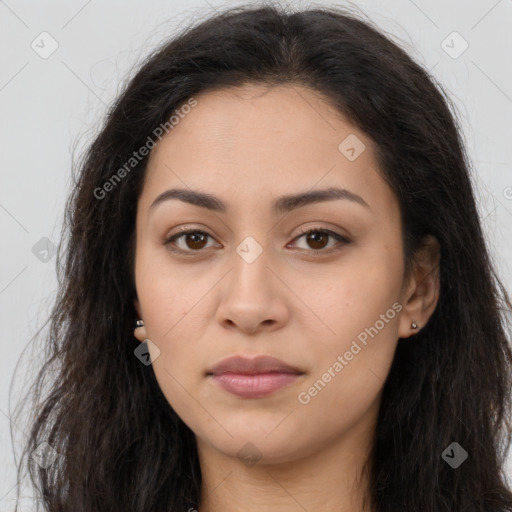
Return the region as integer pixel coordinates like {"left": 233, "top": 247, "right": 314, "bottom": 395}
{"left": 133, "top": 83, "right": 440, "bottom": 512}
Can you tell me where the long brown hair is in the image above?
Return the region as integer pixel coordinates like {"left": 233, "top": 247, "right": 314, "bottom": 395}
{"left": 12, "top": 4, "right": 512, "bottom": 511}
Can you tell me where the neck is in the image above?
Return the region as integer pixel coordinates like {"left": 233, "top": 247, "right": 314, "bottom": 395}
{"left": 195, "top": 405, "right": 377, "bottom": 512}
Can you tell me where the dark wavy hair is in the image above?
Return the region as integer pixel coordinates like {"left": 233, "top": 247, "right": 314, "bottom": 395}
{"left": 11, "top": 3, "right": 512, "bottom": 511}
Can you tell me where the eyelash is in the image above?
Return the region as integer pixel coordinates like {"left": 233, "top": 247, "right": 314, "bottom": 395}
{"left": 163, "top": 226, "right": 350, "bottom": 257}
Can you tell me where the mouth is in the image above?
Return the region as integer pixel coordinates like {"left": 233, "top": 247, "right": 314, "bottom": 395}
{"left": 206, "top": 355, "right": 305, "bottom": 398}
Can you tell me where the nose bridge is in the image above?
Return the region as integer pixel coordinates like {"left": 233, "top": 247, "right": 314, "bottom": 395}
{"left": 230, "top": 232, "right": 274, "bottom": 296}
{"left": 225, "top": 208, "right": 289, "bottom": 293}
{"left": 215, "top": 230, "right": 289, "bottom": 332}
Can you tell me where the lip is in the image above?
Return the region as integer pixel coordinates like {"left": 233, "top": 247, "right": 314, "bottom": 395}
{"left": 207, "top": 355, "right": 303, "bottom": 376}
{"left": 207, "top": 355, "right": 305, "bottom": 398}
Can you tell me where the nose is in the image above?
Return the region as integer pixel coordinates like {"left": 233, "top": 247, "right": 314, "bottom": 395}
{"left": 215, "top": 243, "right": 290, "bottom": 335}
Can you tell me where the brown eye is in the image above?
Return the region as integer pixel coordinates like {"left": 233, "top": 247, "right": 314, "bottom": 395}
{"left": 164, "top": 230, "right": 216, "bottom": 254}
{"left": 304, "top": 231, "right": 329, "bottom": 250}
{"left": 290, "top": 228, "right": 350, "bottom": 254}
{"left": 182, "top": 232, "right": 208, "bottom": 250}
{"left": 164, "top": 227, "right": 350, "bottom": 257}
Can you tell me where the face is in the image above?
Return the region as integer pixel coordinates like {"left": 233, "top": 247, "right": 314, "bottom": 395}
{"left": 133, "top": 83, "right": 423, "bottom": 465}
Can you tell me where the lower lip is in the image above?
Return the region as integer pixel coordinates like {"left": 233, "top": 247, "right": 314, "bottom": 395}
{"left": 210, "top": 372, "right": 302, "bottom": 398}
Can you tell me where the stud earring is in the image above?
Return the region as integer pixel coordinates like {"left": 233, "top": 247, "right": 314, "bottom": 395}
{"left": 411, "top": 322, "right": 418, "bottom": 329}
{"left": 135, "top": 319, "right": 144, "bottom": 328}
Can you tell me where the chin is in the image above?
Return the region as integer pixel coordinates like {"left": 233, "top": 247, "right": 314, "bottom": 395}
{"left": 196, "top": 423, "right": 310, "bottom": 464}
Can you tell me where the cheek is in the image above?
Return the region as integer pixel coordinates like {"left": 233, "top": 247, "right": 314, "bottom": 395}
{"left": 135, "top": 248, "right": 202, "bottom": 333}
{"left": 295, "top": 309, "right": 399, "bottom": 436}
{"left": 305, "top": 257, "right": 402, "bottom": 343}
{"left": 298, "top": 253, "right": 402, "bottom": 413}
{"left": 134, "top": 256, "right": 203, "bottom": 392}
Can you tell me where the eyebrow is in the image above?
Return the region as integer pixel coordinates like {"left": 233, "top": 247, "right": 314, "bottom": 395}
{"left": 149, "top": 186, "right": 371, "bottom": 215}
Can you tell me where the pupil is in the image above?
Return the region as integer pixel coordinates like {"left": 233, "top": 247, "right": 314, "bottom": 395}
{"left": 308, "top": 232, "right": 326, "bottom": 249}
{"left": 188, "top": 233, "right": 206, "bottom": 249}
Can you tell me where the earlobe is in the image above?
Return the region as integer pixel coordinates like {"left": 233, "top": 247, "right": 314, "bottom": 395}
{"left": 133, "top": 298, "right": 146, "bottom": 342}
{"left": 133, "top": 319, "right": 147, "bottom": 342}
{"left": 398, "top": 234, "right": 441, "bottom": 339}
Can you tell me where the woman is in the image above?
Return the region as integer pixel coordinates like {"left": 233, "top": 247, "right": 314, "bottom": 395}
{"left": 13, "top": 3, "right": 512, "bottom": 511}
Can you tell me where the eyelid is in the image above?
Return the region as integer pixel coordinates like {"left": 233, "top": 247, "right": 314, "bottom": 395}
{"left": 293, "top": 224, "right": 349, "bottom": 240}
{"left": 163, "top": 224, "right": 351, "bottom": 256}
{"left": 162, "top": 225, "right": 219, "bottom": 255}
{"left": 287, "top": 226, "right": 351, "bottom": 255}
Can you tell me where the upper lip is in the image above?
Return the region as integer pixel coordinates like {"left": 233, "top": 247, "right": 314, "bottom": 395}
{"left": 207, "top": 355, "right": 304, "bottom": 376}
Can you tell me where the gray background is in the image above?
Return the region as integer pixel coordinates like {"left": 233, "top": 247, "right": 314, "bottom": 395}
{"left": 1, "top": 0, "right": 511, "bottom": 507}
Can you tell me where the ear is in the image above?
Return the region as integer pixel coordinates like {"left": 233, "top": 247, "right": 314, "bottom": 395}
{"left": 133, "top": 298, "right": 147, "bottom": 342}
{"left": 398, "top": 234, "right": 441, "bottom": 339}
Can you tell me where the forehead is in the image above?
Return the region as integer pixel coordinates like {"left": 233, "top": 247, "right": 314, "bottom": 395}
{"left": 150, "top": 83, "right": 352, "bottom": 159}
{"left": 139, "top": 84, "right": 398, "bottom": 218}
